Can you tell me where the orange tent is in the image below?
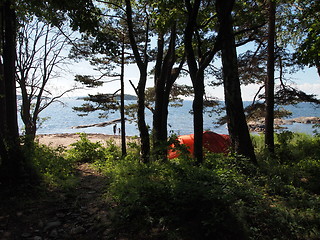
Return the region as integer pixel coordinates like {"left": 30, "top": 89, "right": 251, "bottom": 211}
{"left": 168, "top": 131, "right": 231, "bottom": 159}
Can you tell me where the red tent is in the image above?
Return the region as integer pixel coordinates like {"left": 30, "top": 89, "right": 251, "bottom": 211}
{"left": 168, "top": 131, "right": 231, "bottom": 159}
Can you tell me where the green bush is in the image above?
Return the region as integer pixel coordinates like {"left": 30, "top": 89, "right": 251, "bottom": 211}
{"left": 96, "top": 135, "right": 320, "bottom": 240}
{"left": 28, "top": 143, "right": 76, "bottom": 189}
{"left": 66, "top": 133, "right": 106, "bottom": 163}
{"left": 294, "top": 158, "right": 320, "bottom": 194}
{"left": 91, "top": 139, "right": 122, "bottom": 176}
{"left": 105, "top": 157, "right": 249, "bottom": 239}
{"left": 57, "top": 132, "right": 320, "bottom": 239}
{"left": 254, "top": 132, "right": 320, "bottom": 194}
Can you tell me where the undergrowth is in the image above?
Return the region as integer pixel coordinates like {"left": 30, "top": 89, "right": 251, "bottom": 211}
{"left": 24, "top": 142, "right": 77, "bottom": 189}
{"left": 27, "top": 132, "right": 320, "bottom": 239}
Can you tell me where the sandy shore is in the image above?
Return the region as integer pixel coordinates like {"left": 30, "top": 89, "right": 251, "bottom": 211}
{"left": 36, "top": 133, "right": 137, "bottom": 148}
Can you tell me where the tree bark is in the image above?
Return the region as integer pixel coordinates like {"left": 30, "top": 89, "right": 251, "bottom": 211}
{"left": 20, "top": 80, "right": 37, "bottom": 140}
{"left": 137, "top": 72, "right": 150, "bottom": 162}
{"left": 265, "top": 0, "right": 276, "bottom": 153}
{"left": 120, "top": 36, "right": 126, "bottom": 156}
{"left": 0, "top": 0, "right": 25, "bottom": 184}
{"left": 216, "top": 0, "right": 257, "bottom": 163}
{"left": 0, "top": 3, "right": 5, "bottom": 138}
{"left": 184, "top": 0, "right": 221, "bottom": 164}
{"left": 153, "top": 25, "right": 178, "bottom": 160}
{"left": 3, "top": 0, "right": 18, "bottom": 140}
{"left": 184, "top": 0, "right": 204, "bottom": 164}
{"left": 153, "top": 33, "right": 166, "bottom": 157}
{"left": 192, "top": 72, "right": 205, "bottom": 163}
{"left": 125, "top": 0, "right": 150, "bottom": 162}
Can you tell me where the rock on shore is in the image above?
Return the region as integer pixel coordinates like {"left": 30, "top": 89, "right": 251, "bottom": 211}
{"left": 247, "top": 116, "right": 320, "bottom": 132}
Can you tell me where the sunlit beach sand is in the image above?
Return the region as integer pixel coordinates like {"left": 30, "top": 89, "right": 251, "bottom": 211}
{"left": 36, "top": 133, "right": 136, "bottom": 148}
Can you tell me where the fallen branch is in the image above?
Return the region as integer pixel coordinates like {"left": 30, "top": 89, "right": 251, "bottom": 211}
{"left": 72, "top": 118, "right": 122, "bottom": 129}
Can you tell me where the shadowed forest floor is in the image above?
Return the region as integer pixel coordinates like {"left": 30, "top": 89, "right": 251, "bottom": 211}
{"left": 0, "top": 164, "right": 113, "bottom": 240}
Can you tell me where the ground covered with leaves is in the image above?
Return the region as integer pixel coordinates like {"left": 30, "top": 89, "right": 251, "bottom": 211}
{"left": 0, "top": 163, "right": 112, "bottom": 239}
{"left": 1, "top": 132, "right": 320, "bottom": 239}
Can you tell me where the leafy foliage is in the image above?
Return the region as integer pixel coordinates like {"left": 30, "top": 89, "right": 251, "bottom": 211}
{"left": 66, "top": 133, "right": 109, "bottom": 163}
{"left": 293, "top": 0, "right": 320, "bottom": 73}
{"left": 26, "top": 132, "right": 320, "bottom": 239}
{"left": 66, "top": 132, "right": 319, "bottom": 240}
{"left": 24, "top": 142, "right": 76, "bottom": 189}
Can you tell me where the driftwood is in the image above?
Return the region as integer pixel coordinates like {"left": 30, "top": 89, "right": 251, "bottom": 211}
{"left": 72, "top": 118, "right": 122, "bottom": 129}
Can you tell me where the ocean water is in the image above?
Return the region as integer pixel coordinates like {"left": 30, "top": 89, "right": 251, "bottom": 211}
{"left": 19, "top": 97, "right": 320, "bottom": 136}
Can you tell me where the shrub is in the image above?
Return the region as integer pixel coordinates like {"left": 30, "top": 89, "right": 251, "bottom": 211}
{"left": 66, "top": 133, "right": 106, "bottom": 163}
{"left": 106, "top": 157, "right": 249, "bottom": 239}
{"left": 28, "top": 143, "right": 76, "bottom": 189}
{"left": 100, "top": 141, "right": 320, "bottom": 240}
{"left": 72, "top": 132, "right": 320, "bottom": 240}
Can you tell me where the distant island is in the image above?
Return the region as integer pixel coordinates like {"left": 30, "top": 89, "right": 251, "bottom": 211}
{"left": 77, "top": 94, "right": 137, "bottom": 101}
{"left": 115, "top": 94, "right": 137, "bottom": 100}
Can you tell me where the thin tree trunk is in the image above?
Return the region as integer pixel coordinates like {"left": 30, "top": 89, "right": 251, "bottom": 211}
{"left": 20, "top": 80, "right": 36, "bottom": 140}
{"left": 120, "top": 37, "right": 126, "bottom": 156}
{"left": 265, "top": 0, "right": 276, "bottom": 153}
{"left": 216, "top": 0, "right": 257, "bottom": 163}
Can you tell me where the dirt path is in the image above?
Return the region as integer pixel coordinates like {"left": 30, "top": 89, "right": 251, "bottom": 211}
{"left": 0, "top": 164, "right": 112, "bottom": 240}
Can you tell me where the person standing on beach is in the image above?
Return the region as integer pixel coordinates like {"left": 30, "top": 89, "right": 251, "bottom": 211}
{"left": 113, "top": 124, "right": 117, "bottom": 135}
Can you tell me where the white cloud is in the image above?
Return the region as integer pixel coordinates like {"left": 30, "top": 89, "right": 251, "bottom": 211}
{"left": 295, "top": 83, "right": 320, "bottom": 98}
{"left": 205, "top": 84, "right": 261, "bottom": 101}
{"left": 207, "top": 82, "right": 320, "bottom": 102}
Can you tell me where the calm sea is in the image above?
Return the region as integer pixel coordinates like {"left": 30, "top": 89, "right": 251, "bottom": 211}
{"left": 19, "top": 97, "right": 320, "bottom": 136}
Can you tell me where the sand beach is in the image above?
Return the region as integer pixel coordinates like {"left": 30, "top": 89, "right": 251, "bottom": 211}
{"left": 36, "top": 133, "right": 136, "bottom": 148}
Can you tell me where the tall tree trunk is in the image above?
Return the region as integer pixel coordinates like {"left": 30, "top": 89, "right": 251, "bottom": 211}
{"left": 184, "top": 0, "right": 204, "bottom": 164}
{"left": 0, "top": 0, "right": 25, "bottom": 184}
{"left": 184, "top": 0, "right": 222, "bottom": 164}
{"left": 265, "top": 0, "right": 276, "bottom": 153}
{"left": 161, "top": 60, "right": 184, "bottom": 140}
{"left": 125, "top": 0, "right": 150, "bottom": 162}
{"left": 192, "top": 72, "right": 204, "bottom": 163}
{"left": 0, "top": 2, "right": 5, "bottom": 136}
{"left": 120, "top": 37, "right": 126, "bottom": 156}
{"left": 153, "top": 33, "right": 166, "bottom": 157}
{"left": 216, "top": 0, "right": 257, "bottom": 163}
{"left": 3, "top": 0, "right": 18, "bottom": 140}
{"left": 0, "top": 2, "right": 7, "bottom": 162}
{"left": 137, "top": 72, "right": 150, "bottom": 161}
{"left": 153, "top": 25, "right": 178, "bottom": 160}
